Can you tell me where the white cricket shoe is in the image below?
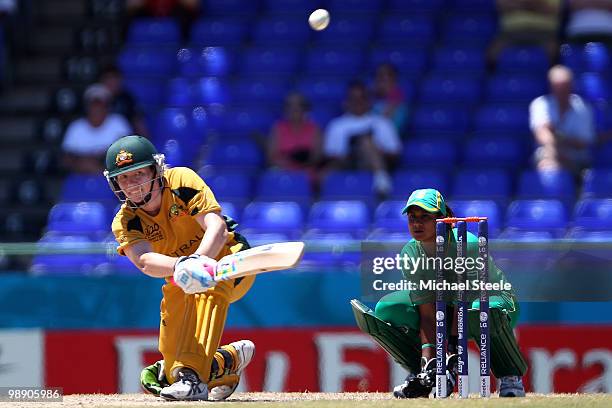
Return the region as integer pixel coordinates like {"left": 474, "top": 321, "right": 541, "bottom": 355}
{"left": 160, "top": 368, "right": 208, "bottom": 401}
{"left": 209, "top": 340, "right": 256, "bottom": 401}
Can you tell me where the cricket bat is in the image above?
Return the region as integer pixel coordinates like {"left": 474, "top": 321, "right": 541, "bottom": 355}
{"left": 212, "top": 241, "right": 305, "bottom": 281}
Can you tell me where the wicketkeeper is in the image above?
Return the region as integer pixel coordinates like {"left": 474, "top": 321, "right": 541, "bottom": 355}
{"left": 352, "top": 188, "right": 528, "bottom": 398}
{"left": 104, "top": 135, "right": 256, "bottom": 401}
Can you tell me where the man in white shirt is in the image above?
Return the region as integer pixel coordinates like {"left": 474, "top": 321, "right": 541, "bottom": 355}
{"left": 324, "top": 81, "right": 402, "bottom": 195}
{"left": 529, "top": 65, "right": 595, "bottom": 174}
{"left": 61, "top": 83, "right": 132, "bottom": 174}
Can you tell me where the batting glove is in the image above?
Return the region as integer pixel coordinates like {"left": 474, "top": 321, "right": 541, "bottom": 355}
{"left": 173, "top": 254, "right": 217, "bottom": 294}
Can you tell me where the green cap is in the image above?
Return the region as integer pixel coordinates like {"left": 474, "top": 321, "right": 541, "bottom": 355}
{"left": 105, "top": 135, "right": 158, "bottom": 178}
{"left": 401, "top": 188, "right": 447, "bottom": 216}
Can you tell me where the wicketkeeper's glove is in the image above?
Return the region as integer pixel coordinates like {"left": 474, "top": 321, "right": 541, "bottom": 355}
{"left": 140, "top": 360, "right": 168, "bottom": 396}
{"left": 173, "top": 254, "right": 217, "bottom": 294}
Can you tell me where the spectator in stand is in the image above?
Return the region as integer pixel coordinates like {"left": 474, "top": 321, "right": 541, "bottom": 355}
{"left": 488, "top": 0, "right": 562, "bottom": 63}
{"left": 61, "top": 84, "right": 132, "bottom": 174}
{"left": 324, "top": 81, "right": 402, "bottom": 196}
{"left": 529, "top": 65, "right": 596, "bottom": 175}
{"left": 100, "top": 65, "right": 149, "bottom": 138}
{"left": 566, "top": 0, "right": 612, "bottom": 45}
{"left": 267, "top": 92, "right": 322, "bottom": 181}
{"left": 372, "top": 63, "right": 409, "bottom": 135}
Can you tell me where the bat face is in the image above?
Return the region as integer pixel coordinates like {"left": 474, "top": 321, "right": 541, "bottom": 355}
{"left": 213, "top": 242, "right": 305, "bottom": 281}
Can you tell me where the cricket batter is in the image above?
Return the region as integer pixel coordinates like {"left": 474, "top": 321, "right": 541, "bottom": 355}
{"left": 352, "top": 189, "right": 528, "bottom": 398}
{"left": 104, "top": 135, "right": 255, "bottom": 401}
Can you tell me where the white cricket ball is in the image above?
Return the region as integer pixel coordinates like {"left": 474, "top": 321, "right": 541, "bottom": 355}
{"left": 309, "top": 9, "right": 330, "bottom": 31}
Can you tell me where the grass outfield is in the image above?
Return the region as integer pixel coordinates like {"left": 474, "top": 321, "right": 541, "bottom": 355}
{"left": 13, "top": 392, "right": 611, "bottom": 408}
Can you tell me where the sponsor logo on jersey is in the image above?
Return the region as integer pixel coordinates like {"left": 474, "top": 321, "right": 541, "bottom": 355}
{"left": 168, "top": 204, "right": 188, "bottom": 221}
{"left": 115, "top": 150, "right": 134, "bottom": 167}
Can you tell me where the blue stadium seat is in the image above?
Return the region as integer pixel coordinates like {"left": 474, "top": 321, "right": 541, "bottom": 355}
{"left": 218, "top": 107, "right": 276, "bottom": 135}
{"left": 366, "top": 229, "right": 411, "bottom": 242}
{"left": 242, "top": 47, "right": 300, "bottom": 75}
{"left": 593, "top": 103, "right": 612, "bottom": 133}
{"left": 449, "top": 200, "right": 502, "bottom": 237}
{"left": 166, "top": 77, "right": 195, "bottom": 107}
{"left": 432, "top": 47, "right": 485, "bottom": 74}
{"left": 497, "top": 46, "right": 549, "bottom": 74}
{"left": 312, "top": 17, "right": 374, "bottom": 45}
{"left": 463, "top": 136, "right": 524, "bottom": 168}
{"left": 300, "top": 230, "right": 359, "bottom": 268}
{"left": 30, "top": 234, "right": 109, "bottom": 275}
{"left": 559, "top": 43, "right": 583, "bottom": 73}
{"left": 190, "top": 19, "right": 248, "bottom": 46}
{"left": 573, "top": 198, "right": 612, "bottom": 230}
{"left": 240, "top": 201, "right": 304, "bottom": 237}
{"left": 252, "top": 17, "right": 310, "bottom": 45}
{"left": 154, "top": 108, "right": 200, "bottom": 153}
{"left": 378, "top": 16, "right": 435, "bottom": 45}
{"left": 204, "top": 0, "right": 260, "bottom": 16}
{"left": 582, "top": 169, "right": 612, "bottom": 197}
{"left": 583, "top": 42, "right": 610, "bottom": 73}
{"left": 296, "top": 77, "right": 346, "bottom": 104}
{"left": 202, "top": 171, "right": 253, "bottom": 205}
{"left": 232, "top": 78, "right": 289, "bottom": 105}
{"left": 505, "top": 199, "right": 568, "bottom": 236}
{"left": 566, "top": 229, "right": 612, "bottom": 242}
{"left": 412, "top": 106, "right": 470, "bottom": 138}
{"left": 401, "top": 139, "right": 457, "bottom": 169}
{"left": 177, "top": 47, "right": 235, "bottom": 77}
{"left": 518, "top": 170, "right": 576, "bottom": 203}
{"left": 196, "top": 77, "right": 230, "bottom": 105}
{"left": 320, "top": 171, "right": 374, "bottom": 200}
{"left": 159, "top": 138, "right": 197, "bottom": 167}
{"left": 255, "top": 170, "right": 312, "bottom": 203}
{"left": 576, "top": 72, "right": 609, "bottom": 103}
{"left": 123, "top": 78, "right": 165, "bottom": 108}
{"left": 387, "top": 0, "right": 444, "bottom": 13}
{"left": 118, "top": 47, "right": 176, "bottom": 77}
{"left": 218, "top": 201, "right": 240, "bottom": 220}
{"left": 373, "top": 200, "right": 407, "bottom": 232}
{"left": 243, "top": 232, "right": 293, "bottom": 247}
{"left": 308, "top": 200, "right": 370, "bottom": 236}
{"left": 473, "top": 104, "right": 529, "bottom": 135}
{"left": 61, "top": 174, "right": 116, "bottom": 202}
{"left": 206, "top": 140, "right": 264, "bottom": 170}
{"left": 369, "top": 46, "right": 428, "bottom": 77}
{"left": 498, "top": 229, "right": 555, "bottom": 241}
{"left": 442, "top": 14, "right": 497, "bottom": 45}
{"left": 391, "top": 169, "right": 449, "bottom": 198}
{"left": 419, "top": 77, "right": 481, "bottom": 105}
{"left": 451, "top": 169, "right": 511, "bottom": 202}
{"left": 46, "top": 202, "right": 109, "bottom": 237}
{"left": 449, "top": 0, "right": 497, "bottom": 12}
{"left": 485, "top": 75, "right": 548, "bottom": 104}
{"left": 305, "top": 47, "right": 365, "bottom": 76}
{"left": 127, "top": 18, "right": 181, "bottom": 45}
{"left": 328, "top": 0, "right": 383, "bottom": 14}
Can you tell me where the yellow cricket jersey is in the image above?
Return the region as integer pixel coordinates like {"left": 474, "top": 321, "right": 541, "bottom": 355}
{"left": 111, "top": 166, "right": 238, "bottom": 261}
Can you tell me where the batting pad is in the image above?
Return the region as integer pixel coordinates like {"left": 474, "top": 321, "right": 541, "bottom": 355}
{"left": 350, "top": 299, "right": 421, "bottom": 373}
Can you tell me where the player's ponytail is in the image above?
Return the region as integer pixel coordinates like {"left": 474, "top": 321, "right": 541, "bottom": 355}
{"left": 445, "top": 205, "right": 455, "bottom": 218}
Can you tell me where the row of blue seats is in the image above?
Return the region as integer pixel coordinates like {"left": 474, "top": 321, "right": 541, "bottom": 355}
{"left": 120, "top": 45, "right": 559, "bottom": 80}
{"left": 128, "top": 14, "right": 498, "bottom": 48}
{"left": 30, "top": 196, "right": 612, "bottom": 275}
{"left": 57, "top": 168, "right": 612, "bottom": 208}
{"left": 199, "top": 0, "right": 497, "bottom": 17}
{"left": 44, "top": 197, "right": 612, "bottom": 240}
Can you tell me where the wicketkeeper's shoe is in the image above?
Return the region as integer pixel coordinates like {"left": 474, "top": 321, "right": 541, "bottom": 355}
{"left": 208, "top": 339, "right": 256, "bottom": 401}
{"left": 499, "top": 375, "right": 526, "bottom": 397}
{"left": 160, "top": 368, "right": 209, "bottom": 401}
{"left": 140, "top": 360, "right": 168, "bottom": 396}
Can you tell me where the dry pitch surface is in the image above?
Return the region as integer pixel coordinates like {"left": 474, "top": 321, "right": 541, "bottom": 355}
{"left": 5, "top": 393, "right": 612, "bottom": 408}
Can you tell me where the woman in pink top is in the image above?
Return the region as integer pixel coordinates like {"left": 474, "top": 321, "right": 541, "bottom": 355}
{"left": 268, "top": 92, "right": 322, "bottom": 177}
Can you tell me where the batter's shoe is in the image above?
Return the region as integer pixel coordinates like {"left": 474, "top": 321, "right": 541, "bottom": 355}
{"left": 160, "top": 368, "right": 209, "bottom": 401}
{"left": 499, "top": 375, "right": 525, "bottom": 397}
{"left": 209, "top": 340, "right": 256, "bottom": 401}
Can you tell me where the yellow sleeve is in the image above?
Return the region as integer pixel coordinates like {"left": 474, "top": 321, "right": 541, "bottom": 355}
{"left": 169, "top": 167, "right": 221, "bottom": 216}
{"left": 111, "top": 209, "right": 147, "bottom": 256}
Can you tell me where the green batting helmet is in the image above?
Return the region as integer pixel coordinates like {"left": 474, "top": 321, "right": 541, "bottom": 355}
{"left": 104, "top": 135, "right": 160, "bottom": 178}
